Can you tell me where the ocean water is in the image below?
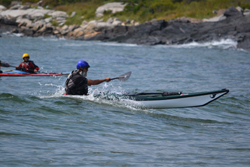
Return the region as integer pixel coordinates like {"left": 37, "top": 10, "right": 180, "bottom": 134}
{"left": 0, "top": 34, "right": 250, "bottom": 166}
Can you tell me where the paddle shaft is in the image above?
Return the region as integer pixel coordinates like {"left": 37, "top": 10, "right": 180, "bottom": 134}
{"left": 110, "top": 77, "right": 119, "bottom": 80}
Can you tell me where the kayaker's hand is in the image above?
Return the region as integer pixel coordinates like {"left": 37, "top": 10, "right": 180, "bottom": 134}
{"left": 20, "top": 67, "right": 26, "bottom": 71}
{"left": 106, "top": 77, "right": 111, "bottom": 82}
{"left": 34, "top": 69, "right": 38, "bottom": 73}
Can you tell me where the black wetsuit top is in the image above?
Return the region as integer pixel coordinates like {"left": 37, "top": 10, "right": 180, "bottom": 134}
{"left": 65, "top": 70, "right": 88, "bottom": 95}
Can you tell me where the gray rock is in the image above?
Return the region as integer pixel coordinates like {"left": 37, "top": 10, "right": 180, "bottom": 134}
{"left": 244, "top": 9, "right": 250, "bottom": 16}
{"left": 50, "top": 11, "right": 68, "bottom": 18}
{"left": 0, "top": 9, "right": 51, "bottom": 20}
{"left": 44, "top": 17, "right": 53, "bottom": 23}
{"left": 237, "top": 34, "right": 250, "bottom": 50}
{"left": 96, "top": 2, "right": 127, "bottom": 17}
{"left": 82, "top": 20, "right": 88, "bottom": 26}
{"left": 236, "top": 6, "right": 243, "bottom": 13}
{"left": 0, "top": 5, "right": 6, "bottom": 12}
{"left": 19, "top": 5, "right": 30, "bottom": 10}
{"left": 106, "top": 18, "right": 113, "bottom": 24}
{"left": 37, "top": 0, "right": 43, "bottom": 6}
{"left": 68, "top": 25, "right": 79, "bottom": 32}
{"left": 203, "top": 14, "right": 226, "bottom": 22}
{"left": 10, "top": 1, "right": 22, "bottom": 7}
{"left": 32, "top": 24, "right": 43, "bottom": 31}
{"left": 112, "top": 19, "right": 122, "bottom": 26}
{"left": 10, "top": 5, "right": 23, "bottom": 10}
{"left": 70, "top": 11, "right": 76, "bottom": 18}
{"left": 19, "top": 27, "right": 34, "bottom": 36}
{"left": 16, "top": 17, "right": 32, "bottom": 26}
{"left": 224, "top": 7, "right": 242, "bottom": 17}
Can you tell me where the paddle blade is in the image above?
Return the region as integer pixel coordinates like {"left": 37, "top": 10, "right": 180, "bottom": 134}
{"left": 117, "top": 71, "right": 132, "bottom": 81}
{"left": 0, "top": 61, "right": 11, "bottom": 67}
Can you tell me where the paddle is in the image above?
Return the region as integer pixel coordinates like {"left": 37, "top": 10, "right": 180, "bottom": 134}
{"left": 0, "top": 61, "right": 15, "bottom": 68}
{"left": 110, "top": 71, "right": 132, "bottom": 81}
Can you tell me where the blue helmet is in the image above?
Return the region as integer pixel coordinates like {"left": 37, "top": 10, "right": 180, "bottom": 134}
{"left": 76, "top": 60, "right": 90, "bottom": 69}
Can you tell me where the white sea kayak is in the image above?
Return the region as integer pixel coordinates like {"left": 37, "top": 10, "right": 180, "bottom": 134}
{"left": 122, "top": 89, "right": 229, "bottom": 109}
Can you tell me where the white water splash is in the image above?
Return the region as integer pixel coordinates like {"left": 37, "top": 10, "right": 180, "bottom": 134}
{"left": 2, "top": 32, "right": 24, "bottom": 37}
{"left": 166, "top": 39, "right": 237, "bottom": 49}
{"left": 40, "top": 83, "right": 149, "bottom": 111}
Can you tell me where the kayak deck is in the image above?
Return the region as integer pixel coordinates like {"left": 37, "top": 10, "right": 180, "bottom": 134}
{"left": 124, "top": 89, "right": 229, "bottom": 109}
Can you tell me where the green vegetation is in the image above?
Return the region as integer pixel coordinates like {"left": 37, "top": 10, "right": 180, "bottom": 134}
{"left": 0, "top": 0, "right": 250, "bottom": 25}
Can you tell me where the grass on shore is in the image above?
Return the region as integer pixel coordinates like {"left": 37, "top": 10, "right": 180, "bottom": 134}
{"left": 51, "top": 0, "right": 250, "bottom": 25}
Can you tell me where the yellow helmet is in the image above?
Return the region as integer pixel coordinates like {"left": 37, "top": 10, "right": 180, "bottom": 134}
{"left": 22, "top": 53, "right": 30, "bottom": 59}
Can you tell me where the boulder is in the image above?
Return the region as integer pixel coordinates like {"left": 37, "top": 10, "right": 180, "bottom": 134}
{"left": 70, "top": 11, "right": 76, "bottom": 18}
{"left": 96, "top": 2, "right": 127, "bottom": 17}
{"left": 74, "top": 30, "right": 85, "bottom": 37}
{"left": 95, "top": 22, "right": 114, "bottom": 31}
{"left": 203, "top": 14, "right": 226, "bottom": 22}
{"left": 84, "top": 31, "right": 101, "bottom": 39}
{"left": 61, "top": 25, "right": 68, "bottom": 31}
{"left": 84, "top": 20, "right": 98, "bottom": 31}
{"left": 68, "top": 25, "right": 79, "bottom": 32}
{"left": 32, "top": 24, "right": 43, "bottom": 31}
{"left": 0, "top": 5, "right": 6, "bottom": 12}
{"left": 82, "top": 20, "right": 88, "bottom": 26}
{"left": 37, "top": 0, "right": 43, "bottom": 6}
{"left": 236, "top": 6, "right": 243, "bottom": 13}
{"left": 50, "top": 11, "right": 68, "bottom": 18}
{"left": 19, "top": 27, "right": 34, "bottom": 36}
{"left": 173, "top": 17, "right": 202, "bottom": 23}
{"left": 44, "top": 17, "right": 53, "bottom": 23}
{"left": 16, "top": 17, "right": 32, "bottom": 26}
{"left": 224, "top": 7, "right": 242, "bottom": 17}
{"left": 10, "top": 1, "right": 22, "bottom": 7}
{"left": 106, "top": 18, "right": 113, "bottom": 24}
{"left": 237, "top": 34, "right": 250, "bottom": 50}
{"left": 244, "top": 9, "right": 250, "bottom": 16}
{"left": 0, "top": 9, "right": 51, "bottom": 20}
{"left": 112, "top": 18, "right": 122, "bottom": 26}
{"left": 35, "top": 24, "right": 53, "bottom": 36}
{"left": 19, "top": 5, "right": 31, "bottom": 10}
{"left": 9, "top": 5, "right": 23, "bottom": 10}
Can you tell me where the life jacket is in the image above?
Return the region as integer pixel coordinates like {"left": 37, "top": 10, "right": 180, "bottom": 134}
{"left": 18, "top": 60, "right": 39, "bottom": 73}
{"left": 65, "top": 70, "right": 88, "bottom": 95}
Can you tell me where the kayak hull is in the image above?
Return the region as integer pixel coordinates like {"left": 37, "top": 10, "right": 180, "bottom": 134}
{"left": 65, "top": 89, "right": 229, "bottom": 109}
{"left": 123, "top": 89, "right": 229, "bottom": 109}
{"left": 0, "top": 70, "right": 69, "bottom": 77}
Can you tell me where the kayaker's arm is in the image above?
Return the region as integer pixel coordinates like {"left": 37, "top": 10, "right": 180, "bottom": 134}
{"left": 87, "top": 77, "right": 111, "bottom": 86}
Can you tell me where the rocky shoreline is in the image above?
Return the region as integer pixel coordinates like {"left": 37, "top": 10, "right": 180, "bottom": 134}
{"left": 0, "top": 3, "right": 250, "bottom": 50}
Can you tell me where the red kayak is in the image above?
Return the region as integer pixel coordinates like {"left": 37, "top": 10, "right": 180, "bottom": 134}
{"left": 0, "top": 70, "right": 69, "bottom": 77}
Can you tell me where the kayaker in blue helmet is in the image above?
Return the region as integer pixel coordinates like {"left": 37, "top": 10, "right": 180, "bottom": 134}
{"left": 65, "top": 60, "right": 111, "bottom": 95}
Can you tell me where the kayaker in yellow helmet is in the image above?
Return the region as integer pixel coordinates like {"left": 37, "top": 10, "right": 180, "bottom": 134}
{"left": 16, "top": 53, "right": 39, "bottom": 73}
